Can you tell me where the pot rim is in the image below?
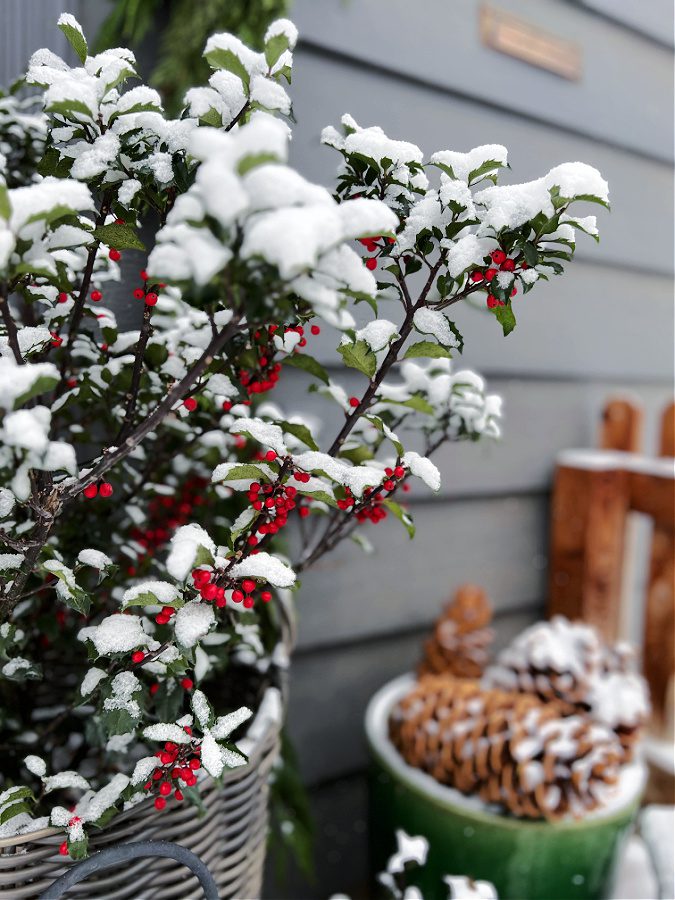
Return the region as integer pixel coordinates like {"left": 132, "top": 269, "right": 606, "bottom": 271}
{"left": 365, "top": 673, "right": 646, "bottom": 831}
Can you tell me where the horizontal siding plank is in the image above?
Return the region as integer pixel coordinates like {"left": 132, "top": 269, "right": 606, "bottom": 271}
{"left": 289, "top": 49, "right": 673, "bottom": 279}
{"left": 291, "top": 495, "right": 547, "bottom": 651}
{"left": 287, "top": 607, "right": 540, "bottom": 785}
{"left": 292, "top": 0, "right": 673, "bottom": 163}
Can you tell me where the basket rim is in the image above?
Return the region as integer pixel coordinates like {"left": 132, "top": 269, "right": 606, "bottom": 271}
{"left": 0, "top": 681, "right": 282, "bottom": 850}
{"left": 365, "top": 672, "right": 647, "bottom": 831}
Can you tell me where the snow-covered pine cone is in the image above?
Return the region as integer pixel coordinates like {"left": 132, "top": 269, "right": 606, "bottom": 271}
{"left": 418, "top": 585, "right": 494, "bottom": 679}
{"left": 482, "top": 616, "right": 649, "bottom": 760}
{"left": 389, "top": 675, "right": 623, "bottom": 820}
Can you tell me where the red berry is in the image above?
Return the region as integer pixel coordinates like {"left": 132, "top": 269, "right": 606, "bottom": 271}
{"left": 243, "top": 596, "right": 254, "bottom": 609}
{"left": 232, "top": 589, "right": 244, "bottom": 603}
{"left": 57, "top": 292, "right": 69, "bottom": 303}
{"left": 59, "top": 842, "right": 69, "bottom": 856}
{"left": 159, "top": 781, "right": 172, "bottom": 796}
{"left": 261, "top": 590, "right": 272, "bottom": 603}
{"left": 500, "top": 258, "right": 516, "bottom": 272}
{"left": 140, "top": 270, "right": 148, "bottom": 281}
{"left": 201, "top": 583, "right": 217, "bottom": 601}
{"left": 310, "top": 324, "right": 321, "bottom": 335}
{"left": 484, "top": 268, "right": 497, "bottom": 282}
{"left": 150, "top": 683, "right": 159, "bottom": 696}
{"left": 154, "top": 797, "right": 166, "bottom": 811}
{"left": 511, "top": 286, "right": 518, "bottom": 297}
{"left": 349, "top": 397, "right": 360, "bottom": 408}
{"left": 383, "top": 480, "right": 395, "bottom": 491}
{"left": 486, "top": 295, "right": 499, "bottom": 309}
{"left": 91, "top": 290, "right": 102, "bottom": 302}
{"left": 265, "top": 450, "right": 277, "bottom": 462}
{"left": 83, "top": 483, "right": 98, "bottom": 499}
{"left": 99, "top": 482, "right": 113, "bottom": 498}
{"left": 189, "top": 758, "right": 200, "bottom": 770}
{"left": 365, "top": 257, "right": 377, "bottom": 270}
{"left": 109, "top": 248, "right": 121, "bottom": 262}
{"left": 133, "top": 288, "right": 145, "bottom": 300}
{"left": 145, "top": 292, "right": 158, "bottom": 306}
{"left": 491, "top": 250, "right": 507, "bottom": 265}
{"left": 183, "top": 397, "right": 197, "bottom": 412}
{"left": 174, "top": 789, "right": 184, "bottom": 801}
{"left": 394, "top": 466, "right": 405, "bottom": 478}
{"left": 242, "top": 579, "right": 256, "bottom": 594}
{"left": 180, "top": 677, "right": 193, "bottom": 690}
{"left": 469, "top": 271, "right": 484, "bottom": 283}
{"left": 299, "top": 506, "right": 310, "bottom": 519}
{"left": 131, "top": 651, "right": 145, "bottom": 664}
{"left": 50, "top": 332, "right": 62, "bottom": 348}
{"left": 222, "top": 400, "right": 232, "bottom": 411}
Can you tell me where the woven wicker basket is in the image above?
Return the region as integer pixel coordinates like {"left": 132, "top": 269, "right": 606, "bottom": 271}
{"left": 0, "top": 598, "right": 296, "bottom": 899}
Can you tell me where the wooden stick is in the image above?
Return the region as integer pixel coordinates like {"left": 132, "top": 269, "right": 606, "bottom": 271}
{"left": 599, "top": 396, "right": 642, "bottom": 453}
{"left": 548, "top": 454, "right": 629, "bottom": 641}
{"left": 643, "top": 402, "right": 675, "bottom": 737}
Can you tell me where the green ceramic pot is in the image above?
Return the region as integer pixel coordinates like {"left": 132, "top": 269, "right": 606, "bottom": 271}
{"left": 365, "top": 675, "right": 646, "bottom": 900}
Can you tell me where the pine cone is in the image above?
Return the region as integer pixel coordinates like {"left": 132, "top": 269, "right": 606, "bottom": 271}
{"left": 389, "top": 675, "right": 623, "bottom": 820}
{"left": 419, "top": 585, "right": 494, "bottom": 679}
{"left": 483, "top": 616, "right": 649, "bottom": 760}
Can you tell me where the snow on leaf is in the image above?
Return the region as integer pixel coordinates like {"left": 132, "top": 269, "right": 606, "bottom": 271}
{"left": 166, "top": 524, "right": 215, "bottom": 582}
{"left": 228, "top": 552, "right": 295, "bottom": 588}
{"left": 402, "top": 451, "right": 441, "bottom": 492}
{"left": 143, "top": 723, "right": 192, "bottom": 745}
{"left": 174, "top": 601, "right": 215, "bottom": 648}
{"left": 122, "top": 581, "right": 180, "bottom": 608}
{"left": 210, "top": 706, "right": 253, "bottom": 740}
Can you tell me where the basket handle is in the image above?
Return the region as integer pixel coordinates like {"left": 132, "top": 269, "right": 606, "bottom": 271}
{"left": 39, "top": 840, "right": 219, "bottom": 900}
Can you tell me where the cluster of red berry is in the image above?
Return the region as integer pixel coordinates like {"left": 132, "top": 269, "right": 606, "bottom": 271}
{"left": 132, "top": 269, "right": 163, "bottom": 307}
{"left": 191, "top": 567, "right": 272, "bottom": 610}
{"left": 126, "top": 476, "right": 209, "bottom": 574}
{"left": 142, "top": 731, "right": 201, "bottom": 810}
{"left": 356, "top": 465, "right": 409, "bottom": 524}
{"left": 58, "top": 816, "right": 82, "bottom": 855}
{"left": 470, "top": 249, "right": 527, "bottom": 309}
{"left": 358, "top": 235, "right": 396, "bottom": 271}
{"left": 82, "top": 481, "right": 114, "bottom": 500}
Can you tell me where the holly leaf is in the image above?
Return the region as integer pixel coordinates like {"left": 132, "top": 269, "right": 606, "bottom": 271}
{"left": 494, "top": 303, "right": 517, "bottom": 336}
{"left": 338, "top": 340, "right": 377, "bottom": 379}
{"left": 92, "top": 223, "right": 145, "bottom": 251}
{"left": 265, "top": 33, "right": 292, "bottom": 68}
{"left": 404, "top": 341, "right": 452, "bottom": 360}
{"left": 281, "top": 422, "right": 319, "bottom": 452}
{"left": 203, "top": 48, "right": 250, "bottom": 89}
{"left": 58, "top": 18, "right": 88, "bottom": 64}
{"left": 282, "top": 353, "right": 329, "bottom": 384}
{"left": 383, "top": 500, "right": 415, "bottom": 538}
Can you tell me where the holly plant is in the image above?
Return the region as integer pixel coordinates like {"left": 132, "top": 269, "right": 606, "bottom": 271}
{"left": 0, "top": 13, "right": 607, "bottom": 857}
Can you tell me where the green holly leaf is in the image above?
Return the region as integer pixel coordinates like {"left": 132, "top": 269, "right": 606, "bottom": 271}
{"left": 67, "top": 835, "right": 89, "bottom": 861}
{"left": 404, "top": 341, "right": 452, "bottom": 360}
{"left": 495, "top": 303, "right": 517, "bottom": 336}
{"left": 282, "top": 353, "right": 329, "bottom": 385}
{"left": 265, "top": 33, "right": 292, "bottom": 69}
{"left": 58, "top": 17, "right": 88, "bottom": 63}
{"left": 13, "top": 372, "right": 59, "bottom": 409}
{"left": 281, "top": 422, "right": 319, "bottom": 452}
{"left": 203, "top": 48, "right": 250, "bottom": 90}
{"left": 92, "top": 223, "right": 145, "bottom": 251}
{"left": 383, "top": 500, "right": 415, "bottom": 538}
{"left": 0, "top": 183, "right": 10, "bottom": 221}
{"left": 338, "top": 340, "right": 377, "bottom": 379}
